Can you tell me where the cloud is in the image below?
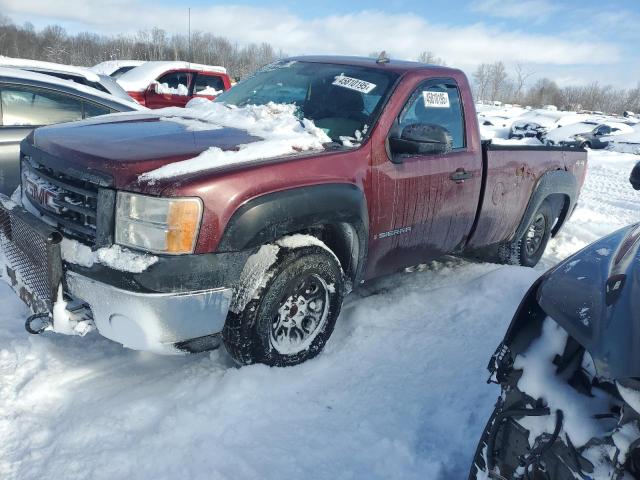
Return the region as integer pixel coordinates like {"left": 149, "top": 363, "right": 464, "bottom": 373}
{"left": 471, "top": 0, "right": 563, "bottom": 21}
{"left": 2, "top": 1, "right": 623, "bottom": 73}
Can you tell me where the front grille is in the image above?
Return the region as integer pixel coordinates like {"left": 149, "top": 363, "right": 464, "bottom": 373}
{"left": 22, "top": 158, "right": 99, "bottom": 244}
{"left": 0, "top": 202, "right": 63, "bottom": 313}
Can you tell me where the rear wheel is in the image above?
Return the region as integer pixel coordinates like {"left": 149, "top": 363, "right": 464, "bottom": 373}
{"left": 223, "top": 236, "right": 344, "bottom": 367}
{"left": 498, "top": 200, "right": 554, "bottom": 267}
{"left": 580, "top": 141, "right": 591, "bottom": 149}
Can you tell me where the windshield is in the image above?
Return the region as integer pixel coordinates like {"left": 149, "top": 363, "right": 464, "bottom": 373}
{"left": 214, "top": 60, "right": 399, "bottom": 142}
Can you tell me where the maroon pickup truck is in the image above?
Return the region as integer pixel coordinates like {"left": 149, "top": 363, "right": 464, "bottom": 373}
{"left": 0, "top": 56, "right": 587, "bottom": 366}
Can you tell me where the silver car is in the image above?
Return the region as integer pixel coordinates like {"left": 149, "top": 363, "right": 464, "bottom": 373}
{"left": 0, "top": 67, "right": 140, "bottom": 194}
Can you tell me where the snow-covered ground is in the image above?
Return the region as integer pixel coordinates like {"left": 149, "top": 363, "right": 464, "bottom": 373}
{"left": 478, "top": 103, "right": 640, "bottom": 150}
{"left": 1, "top": 140, "right": 639, "bottom": 478}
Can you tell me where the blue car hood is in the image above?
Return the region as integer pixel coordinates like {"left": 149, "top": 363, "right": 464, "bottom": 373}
{"left": 537, "top": 223, "right": 640, "bottom": 380}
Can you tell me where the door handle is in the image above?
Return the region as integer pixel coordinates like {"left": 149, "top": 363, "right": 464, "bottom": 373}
{"left": 450, "top": 168, "right": 473, "bottom": 184}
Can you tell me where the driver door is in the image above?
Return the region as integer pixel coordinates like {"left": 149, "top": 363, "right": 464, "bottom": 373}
{"left": 145, "top": 71, "right": 192, "bottom": 109}
{"left": 367, "top": 79, "right": 482, "bottom": 276}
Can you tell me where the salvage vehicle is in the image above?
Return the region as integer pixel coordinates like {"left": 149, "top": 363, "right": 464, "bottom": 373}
{"left": 508, "top": 121, "right": 547, "bottom": 141}
{"left": 0, "top": 67, "right": 141, "bottom": 195}
{"left": 0, "top": 56, "right": 587, "bottom": 366}
{"left": 116, "top": 61, "right": 232, "bottom": 108}
{"left": 546, "top": 121, "right": 634, "bottom": 149}
{"left": 469, "top": 161, "right": 640, "bottom": 479}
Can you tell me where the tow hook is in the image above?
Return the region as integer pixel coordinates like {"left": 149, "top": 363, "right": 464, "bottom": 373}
{"left": 25, "top": 312, "right": 51, "bottom": 335}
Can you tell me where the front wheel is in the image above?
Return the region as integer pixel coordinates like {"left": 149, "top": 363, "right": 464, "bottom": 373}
{"left": 498, "top": 200, "right": 554, "bottom": 267}
{"left": 223, "top": 236, "right": 344, "bottom": 367}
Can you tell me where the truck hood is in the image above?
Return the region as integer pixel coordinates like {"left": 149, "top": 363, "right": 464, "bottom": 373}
{"left": 537, "top": 223, "right": 640, "bottom": 380}
{"left": 31, "top": 112, "right": 261, "bottom": 190}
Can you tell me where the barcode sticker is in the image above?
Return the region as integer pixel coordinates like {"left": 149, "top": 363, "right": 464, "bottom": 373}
{"left": 332, "top": 74, "right": 377, "bottom": 94}
{"left": 422, "top": 91, "right": 450, "bottom": 108}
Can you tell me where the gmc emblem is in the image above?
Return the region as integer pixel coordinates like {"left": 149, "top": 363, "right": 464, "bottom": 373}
{"left": 24, "top": 177, "right": 60, "bottom": 214}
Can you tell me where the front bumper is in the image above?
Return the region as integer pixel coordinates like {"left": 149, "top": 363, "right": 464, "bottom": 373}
{"left": 66, "top": 271, "right": 233, "bottom": 354}
{"left": 0, "top": 193, "right": 249, "bottom": 355}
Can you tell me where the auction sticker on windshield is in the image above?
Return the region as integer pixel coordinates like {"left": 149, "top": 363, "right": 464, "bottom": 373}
{"left": 422, "top": 91, "right": 450, "bottom": 108}
{"left": 332, "top": 74, "right": 376, "bottom": 94}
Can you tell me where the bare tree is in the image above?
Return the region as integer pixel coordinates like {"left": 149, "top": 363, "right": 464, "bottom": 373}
{"left": 514, "top": 63, "right": 534, "bottom": 104}
{"left": 473, "top": 63, "right": 490, "bottom": 102}
{"left": 417, "top": 51, "right": 446, "bottom": 66}
{"left": 0, "top": 15, "right": 285, "bottom": 80}
{"left": 488, "top": 62, "right": 508, "bottom": 102}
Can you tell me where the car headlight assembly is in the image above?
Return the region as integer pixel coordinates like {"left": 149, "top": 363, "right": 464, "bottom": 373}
{"left": 115, "top": 192, "right": 203, "bottom": 254}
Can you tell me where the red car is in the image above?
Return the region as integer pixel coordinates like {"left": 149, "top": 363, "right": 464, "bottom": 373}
{"left": 1, "top": 56, "right": 587, "bottom": 366}
{"left": 117, "top": 61, "right": 231, "bottom": 108}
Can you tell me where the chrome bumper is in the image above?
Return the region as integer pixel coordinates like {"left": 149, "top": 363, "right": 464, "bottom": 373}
{"left": 66, "top": 271, "right": 233, "bottom": 354}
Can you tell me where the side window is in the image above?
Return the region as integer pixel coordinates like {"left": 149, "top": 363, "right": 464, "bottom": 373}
{"left": 193, "top": 74, "right": 225, "bottom": 95}
{"left": 156, "top": 71, "right": 191, "bottom": 96}
{"left": 399, "top": 81, "right": 466, "bottom": 150}
{"left": 83, "top": 101, "right": 113, "bottom": 118}
{"left": 1, "top": 85, "right": 83, "bottom": 126}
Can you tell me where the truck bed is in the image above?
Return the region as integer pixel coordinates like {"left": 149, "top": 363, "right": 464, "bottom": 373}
{"left": 467, "top": 142, "right": 588, "bottom": 249}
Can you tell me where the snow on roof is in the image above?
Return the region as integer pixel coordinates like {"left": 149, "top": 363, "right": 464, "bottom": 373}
{"left": 0, "top": 66, "right": 145, "bottom": 110}
{"left": 116, "top": 61, "right": 227, "bottom": 92}
{"left": 0, "top": 55, "right": 101, "bottom": 83}
{"left": 605, "top": 125, "right": 640, "bottom": 152}
{"left": 601, "top": 121, "right": 634, "bottom": 133}
{"left": 545, "top": 121, "right": 599, "bottom": 143}
{"left": 90, "top": 60, "right": 145, "bottom": 76}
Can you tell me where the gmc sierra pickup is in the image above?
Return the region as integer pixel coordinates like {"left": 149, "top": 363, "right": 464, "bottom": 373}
{"left": 0, "top": 56, "right": 588, "bottom": 366}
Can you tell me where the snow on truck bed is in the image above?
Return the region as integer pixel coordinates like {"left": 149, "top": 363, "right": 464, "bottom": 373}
{"left": 1, "top": 147, "right": 639, "bottom": 479}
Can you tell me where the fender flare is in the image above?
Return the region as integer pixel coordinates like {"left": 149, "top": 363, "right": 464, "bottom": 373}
{"left": 217, "top": 183, "right": 369, "bottom": 282}
{"left": 513, "top": 170, "right": 578, "bottom": 241}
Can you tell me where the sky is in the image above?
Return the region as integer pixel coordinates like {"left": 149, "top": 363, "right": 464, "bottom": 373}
{"left": 1, "top": 0, "right": 638, "bottom": 88}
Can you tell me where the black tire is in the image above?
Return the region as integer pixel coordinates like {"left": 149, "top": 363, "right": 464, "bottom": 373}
{"left": 223, "top": 238, "right": 344, "bottom": 367}
{"left": 498, "top": 200, "right": 554, "bottom": 267}
{"left": 580, "top": 141, "right": 591, "bottom": 149}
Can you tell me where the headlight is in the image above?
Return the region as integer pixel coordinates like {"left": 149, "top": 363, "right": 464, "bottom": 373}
{"left": 115, "top": 192, "right": 203, "bottom": 254}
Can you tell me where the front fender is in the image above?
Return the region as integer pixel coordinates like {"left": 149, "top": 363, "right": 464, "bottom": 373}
{"left": 217, "top": 183, "right": 369, "bottom": 282}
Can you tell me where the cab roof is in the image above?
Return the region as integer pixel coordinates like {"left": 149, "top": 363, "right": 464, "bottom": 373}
{"left": 287, "top": 55, "right": 460, "bottom": 75}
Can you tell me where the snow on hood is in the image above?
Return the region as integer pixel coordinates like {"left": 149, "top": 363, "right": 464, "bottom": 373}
{"left": 138, "top": 100, "right": 331, "bottom": 182}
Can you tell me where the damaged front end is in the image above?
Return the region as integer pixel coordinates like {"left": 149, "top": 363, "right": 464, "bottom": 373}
{"left": 0, "top": 194, "right": 94, "bottom": 336}
{"left": 470, "top": 223, "right": 640, "bottom": 480}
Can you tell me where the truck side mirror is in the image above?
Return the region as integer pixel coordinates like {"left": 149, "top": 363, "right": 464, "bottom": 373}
{"left": 147, "top": 82, "right": 159, "bottom": 95}
{"left": 631, "top": 161, "right": 640, "bottom": 190}
{"left": 388, "top": 123, "right": 452, "bottom": 162}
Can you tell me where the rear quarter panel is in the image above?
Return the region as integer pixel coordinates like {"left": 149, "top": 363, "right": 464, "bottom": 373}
{"left": 467, "top": 146, "right": 587, "bottom": 248}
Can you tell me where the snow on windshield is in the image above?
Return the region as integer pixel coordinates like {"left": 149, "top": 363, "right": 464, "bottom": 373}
{"left": 138, "top": 99, "right": 331, "bottom": 181}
